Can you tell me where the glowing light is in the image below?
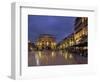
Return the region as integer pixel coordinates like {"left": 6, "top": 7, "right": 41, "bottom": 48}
{"left": 83, "top": 47, "right": 87, "bottom": 49}
{"left": 69, "top": 54, "right": 73, "bottom": 59}
{"left": 38, "top": 51, "right": 42, "bottom": 58}
{"left": 47, "top": 41, "right": 49, "bottom": 46}
{"left": 51, "top": 51, "right": 55, "bottom": 57}
{"left": 39, "top": 42, "right": 42, "bottom": 46}
{"left": 35, "top": 53, "right": 40, "bottom": 66}
{"left": 63, "top": 44, "right": 65, "bottom": 48}
{"left": 30, "top": 47, "right": 33, "bottom": 50}
{"left": 64, "top": 53, "right": 68, "bottom": 60}
{"left": 60, "top": 46, "right": 62, "bottom": 49}
{"left": 53, "top": 42, "right": 56, "bottom": 46}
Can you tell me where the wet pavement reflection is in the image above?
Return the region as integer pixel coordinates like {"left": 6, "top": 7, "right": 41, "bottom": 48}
{"left": 28, "top": 50, "right": 87, "bottom": 66}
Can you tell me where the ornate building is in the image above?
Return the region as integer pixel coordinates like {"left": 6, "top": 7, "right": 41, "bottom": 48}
{"left": 35, "top": 34, "right": 56, "bottom": 50}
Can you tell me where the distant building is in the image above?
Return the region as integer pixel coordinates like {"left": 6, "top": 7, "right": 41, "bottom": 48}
{"left": 35, "top": 34, "right": 56, "bottom": 50}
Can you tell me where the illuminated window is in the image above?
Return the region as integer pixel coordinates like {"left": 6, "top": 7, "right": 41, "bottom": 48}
{"left": 39, "top": 42, "right": 42, "bottom": 46}
{"left": 46, "top": 41, "right": 49, "bottom": 46}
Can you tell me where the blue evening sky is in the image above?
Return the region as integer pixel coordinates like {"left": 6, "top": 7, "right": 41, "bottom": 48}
{"left": 28, "top": 15, "right": 76, "bottom": 43}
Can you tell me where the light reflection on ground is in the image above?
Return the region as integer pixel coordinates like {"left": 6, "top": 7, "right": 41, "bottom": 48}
{"left": 28, "top": 50, "right": 87, "bottom": 66}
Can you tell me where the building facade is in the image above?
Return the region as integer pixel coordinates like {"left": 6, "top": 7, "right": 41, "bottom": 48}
{"left": 74, "top": 17, "right": 88, "bottom": 45}
{"left": 35, "top": 34, "right": 56, "bottom": 50}
{"left": 57, "top": 17, "right": 88, "bottom": 53}
{"left": 57, "top": 33, "right": 75, "bottom": 50}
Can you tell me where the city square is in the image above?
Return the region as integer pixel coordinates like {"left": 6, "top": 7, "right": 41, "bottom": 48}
{"left": 28, "top": 15, "right": 88, "bottom": 66}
